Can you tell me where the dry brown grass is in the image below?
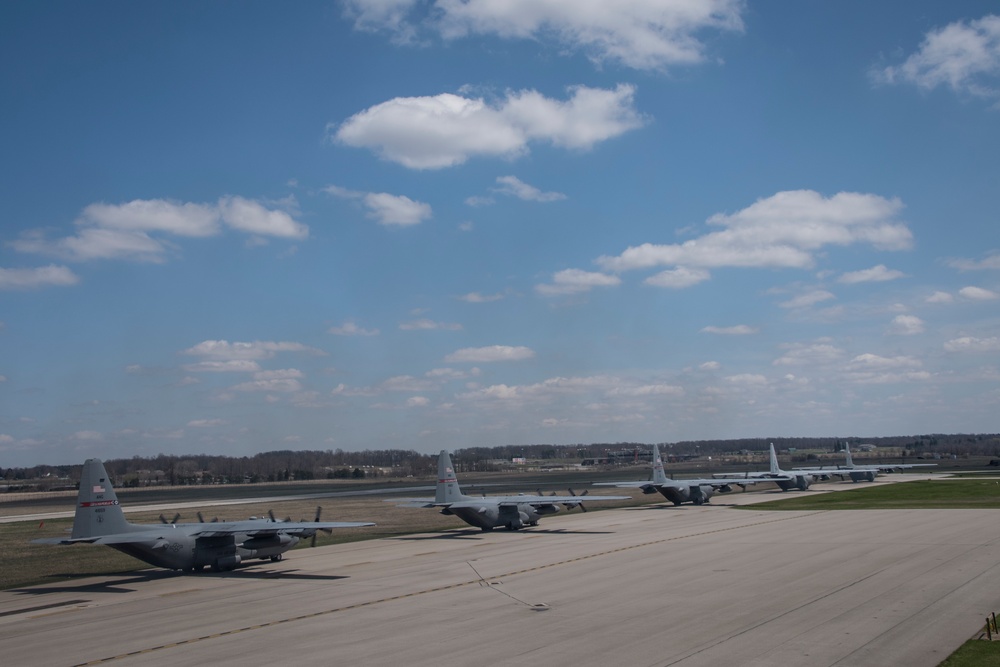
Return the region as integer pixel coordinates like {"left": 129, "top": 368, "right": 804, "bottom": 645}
{"left": 1, "top": 488, "right": 651, "bottom": 590}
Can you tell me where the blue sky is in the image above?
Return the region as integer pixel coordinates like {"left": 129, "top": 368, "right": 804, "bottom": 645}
{"left": 2, "top": 1, "right": 999, "bottom": 467}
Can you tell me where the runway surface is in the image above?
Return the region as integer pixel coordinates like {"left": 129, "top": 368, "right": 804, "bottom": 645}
{"left": 2, "top": 482, "right": 998, "bottom": 666}
{"left": 0, "top": 485, "right": 436, "bottom": 524}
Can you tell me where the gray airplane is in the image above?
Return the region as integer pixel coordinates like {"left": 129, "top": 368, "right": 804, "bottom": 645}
{"left": 391, "top": 450, "right": 629, "bottom": 531}
{"left": 793, "top": 442, "right": 937, "bottom": 482}
{"left": 716, "top": 443, "right": 816, "bottom": 491}
{"left": 593, "top": 443, "right": 760, "bottom": 505}
{"left": 33, "top": 458, "right": 375, "bottom": 572}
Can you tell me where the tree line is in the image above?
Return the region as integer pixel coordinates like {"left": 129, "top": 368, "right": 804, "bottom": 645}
{"left": 3, "top": 433, "right": 998, "bottom": 490}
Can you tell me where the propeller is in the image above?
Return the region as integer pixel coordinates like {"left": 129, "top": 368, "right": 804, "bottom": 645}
{"left": 311, "top": 506, "right": 332, "bottom": 547}
{"left": 158, "top": 513, "right": 180, "bottom": 524}
{"left": 567, "top": 488, "right": 589, "bottom": 512}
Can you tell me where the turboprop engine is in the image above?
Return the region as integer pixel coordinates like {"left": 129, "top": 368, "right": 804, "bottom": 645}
{"left": 240, "top": 534, "right": 296, "bottom": 558}
{"left": 693, "top": 485, "right": 715, "bottom": 504}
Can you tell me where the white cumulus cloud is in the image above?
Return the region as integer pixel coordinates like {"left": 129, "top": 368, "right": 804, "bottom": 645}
{"left": 888, "top": 315, "right": 925, "bottom": 336}
{"left": 12, "top": 197, "right": 307, "bottom": 263}
{"left": 596, "top": 190, "right": 911, "bottom": 288}
{"left": 959, "top": 286, "right": 999, "bottom": 300}
{"left": 331, "top": 84, "right": 644, "bottom": 169}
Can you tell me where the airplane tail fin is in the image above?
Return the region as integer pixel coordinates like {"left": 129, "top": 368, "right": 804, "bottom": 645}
{"left": 435, "top": 450, "right": 465, "bottom": 503}
{"left": 71, "top": 459, "right": 131, "bottom": 539}
{"left": 651, "top": 444, "right": 669, "bottom": 485}
{"left": 769, "top": 444, "right": 780, "bottom": 475}
{"left": 844, "top": 443, "right": 854, "bottom": 468}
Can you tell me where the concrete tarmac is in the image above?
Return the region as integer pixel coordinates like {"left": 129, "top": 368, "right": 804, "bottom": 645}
{"left": 1, "top": 483, "right": 998, "bottom": 666}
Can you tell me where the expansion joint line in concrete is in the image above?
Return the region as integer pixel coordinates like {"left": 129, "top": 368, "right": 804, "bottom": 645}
{"left": 72, "top": 511, "right": 820, "bottom": 665}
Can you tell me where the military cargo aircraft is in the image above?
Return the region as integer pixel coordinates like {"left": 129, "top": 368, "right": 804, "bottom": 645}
{"left": 391, "top": 450, "right": 629, "bottom": 531}
{"left": 793, "top": 442, "right": 937, "bottom": 482}
{"left": 33, "top": 458, "right": 375, "bottom": 572}
{"left": 593, "top": 443, "right": 760, "bottom": 505}
{"left": 716, "top": 443, "right": 816, "bottom": 491}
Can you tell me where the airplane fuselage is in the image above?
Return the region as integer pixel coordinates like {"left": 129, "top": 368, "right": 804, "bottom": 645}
{"left": 658, "top": 484, "right": 715, "bottom": 506}
{"left": 443, "top": 502, "right": 557, "bottom": 531}
{"left": 771, "top": 474, "right": 811, "bottom": 491}
{"left": 106, "top": 524, "right": 300, "bottom": 571}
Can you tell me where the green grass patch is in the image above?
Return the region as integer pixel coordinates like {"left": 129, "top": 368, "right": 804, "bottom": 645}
{"left": 938, "top": 638, "right": 1000, "bottom": 666}
{"left": 745, "top": 480, "right": 1000, "bottom": 511}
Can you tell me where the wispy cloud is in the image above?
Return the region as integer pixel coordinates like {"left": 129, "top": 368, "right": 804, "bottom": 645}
{"left": 325, "top": 185, "right": 432, "bottom": 226}
{"left": 231, "top": 369, "right": 305, "bottom": 393}
{"left": 445, "top": 345, "right": 535, "bottom": 363}
{"left": 701, "top": 325, "right": 758, "bottom": 335}
{"left": 0, "top": 265, "right": 79, "bottom": 290}
{"left": 342, "top": 0, "right": 745, "bottom": 71}
{"left": 536, "top": 269, "right": 620, "bottom": 296}
{"left": 11, "top": 197, "right": 306, "bottom": 264}
{"left": 399, "top": 318, "right": 463, "bottom": 331}
{"left": 328, "top": 322, "right": 380, "bottom": 336}
{"left": 838, "top": 264, "right": 905, "bottom": 284}
{"left": 779, "top": 290, "right": 836, "bottom": 309}
{"left": 457, "top": 291, "right": 504, "bottom": 303}
{"left": 948, "top": 251, "right": 1000, "bottom": 271}
{"left": 493, "top": 176, "right": 566, "bottom": 202}
{"left": 944, "top": 336, "right": 1000, "bottom": 352}
{"left": 182, "top": 340, "right": 325, "bottom": 360}
{"left": 872, "top": 14, "right": 1000, "bottom": 102}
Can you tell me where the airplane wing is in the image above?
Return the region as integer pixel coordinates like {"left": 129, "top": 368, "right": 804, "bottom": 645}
{"left": 598, "top": 478, "right": 759, "bottom": 489}
{"left": 385, "top": 497, "right": 444, "bottom": 508}
{"left": 680, "top": 477, "right": 762, "bottom": 487}
{"left": 189, "top": 519, "right": 374, "bottom": 538}
{"left": 876, "top": 463, "right": 937, "bottom": 471}
{"left": 593, "top": 481, "right": 652, "bottom": 488}
{"left": 492, "top": 494, "right": 630, "bottom": 506}
{"left": 32, "top": 532, "right": 173, "bottom": 547}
